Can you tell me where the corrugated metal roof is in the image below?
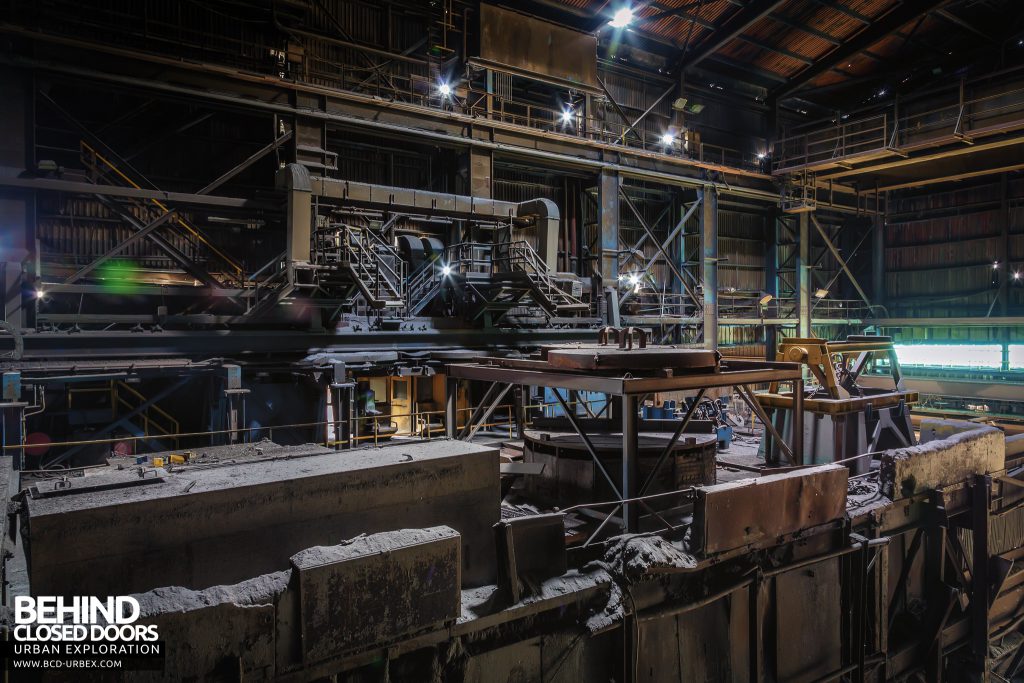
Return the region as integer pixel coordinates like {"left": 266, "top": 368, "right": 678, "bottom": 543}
{"left": 545, "top": 0, "right": 1009, "bottom": 91}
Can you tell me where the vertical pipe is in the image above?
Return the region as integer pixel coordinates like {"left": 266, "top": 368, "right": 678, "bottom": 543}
{"left": 621, "top": 394, "right": 639, "bottom": 533}
{"left": 701, "top": 185, "right": 718, "bottom": 350}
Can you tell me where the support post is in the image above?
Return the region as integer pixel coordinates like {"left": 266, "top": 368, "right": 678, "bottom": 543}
{"left": 765, "top": 211, "right": 780, "bottom": 360}
{"left": 971, "top": 474, "right": 991, "bottom": 678}
{"left": 622, "top": 394, "right": 639, "bottom": 533}
{"left": 792, "top": 377, "right": 804, "bottom": 465}
{"left": 701, "top": 186, "right": 718, "bottom": 350}
{"left": 445, "top": 377, "right": 458, "bottom": 438}
{"left": 798, "top": 212, "right": 811, "bottom": 338}
{"left": 1, "top": 372, "right": 25, "bottom": 470}
{"left": 872, "top": 196, "right": 885, "bottom": 310}
{"left": 599, "top": 170, "right": 620, "bottom": 323}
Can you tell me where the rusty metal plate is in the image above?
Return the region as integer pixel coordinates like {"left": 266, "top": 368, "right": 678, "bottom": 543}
{"left": 541, "top": 345, "right": 719, "bottom": 372}
{"left": 692, "top": 464, "right": 848, "bottom": 555}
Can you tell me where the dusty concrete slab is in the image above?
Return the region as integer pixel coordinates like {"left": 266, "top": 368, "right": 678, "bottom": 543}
{"left": 880, "top": 421, "right": 1004, "bottom": 499}
{"left": 26, "top": 440, "right": 499, "bottom": 596}
{"left": 292, "top": 526, "right": 460, "bottom": 661}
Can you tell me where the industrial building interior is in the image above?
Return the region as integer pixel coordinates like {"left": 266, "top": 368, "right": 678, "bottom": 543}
{"left": 0, "top": 0, "right": 1023, "bottom": 680}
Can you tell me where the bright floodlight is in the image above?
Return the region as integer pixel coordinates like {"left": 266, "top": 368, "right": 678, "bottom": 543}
{"left": 814, "top": 288, "right": 829, "bottom": 298}
{"left": 609, "top": 7, "right": 633, "bottom": 28}
{"left": 35, "top": 289, "right": 45, "bottom": 299}
{"left": 438, "top": 82, "right": 452, "bottom": 97}
{"left": 661, "top": 132, "right": 675, "bottom": 145}
{"left": 1015, "top": 271, "right": 1022, "bottom": 280}
{"left": 561, "top": 109, "right": 574, "bottom": 124}
{"left": 628, "top": 274, "right": 639, "bottom": 286}
{"left": 441, "top": 264, "right": 452, "bottom": 276}
{"left": 756, "top": 152, "right": 767, "bottom": 160}
{"left": 759, "top": 293, "right": 774, "bottom": 306}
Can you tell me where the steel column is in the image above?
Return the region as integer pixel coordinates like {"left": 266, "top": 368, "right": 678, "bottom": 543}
{"left": 599, "top": 170, "right": 620, "bottom": 319}
{"left": 445, "top": 377, "right": 458, "bottom": 438}
{"left": 622, "top": 394, "right": 639, "bottom": 533}
{"left": 872, "top": 200, "right": 885, "bottom": 308}
{"left": 971, "top": 474, "right": 991, "bottom": 679}
{"left": 798, "top": 212, "right": 812, "bottom": 338}
{"left": 701, "top": 186, "right": 718, "bottom": 350}
{"left": 765, "top": 211, "right": 779, "bottom": 360}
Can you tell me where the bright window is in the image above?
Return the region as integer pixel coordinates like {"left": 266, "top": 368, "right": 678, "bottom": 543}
{"left": 1010, "top": 345, "right": 1024, "bottom": 370}
{"left": 894, "top": 344, "right": 1002, "bottom": 370}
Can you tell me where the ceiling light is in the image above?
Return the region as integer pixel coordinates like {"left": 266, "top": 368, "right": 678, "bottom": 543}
{"left": 814, "top": 288, "right": 829, "bottom": 299}
{"left": 438, "top": 82, "right": 452, "bottom": 97}
{"left": 609, "top": 7, "right": 633, "bottom": 28}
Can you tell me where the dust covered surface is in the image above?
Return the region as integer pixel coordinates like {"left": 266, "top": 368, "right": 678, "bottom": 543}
{"left": 291, "top": 526, "right": 458, "bottom": 567}
{"left": 134, "top": 570, "right": 291, "bottom": 616}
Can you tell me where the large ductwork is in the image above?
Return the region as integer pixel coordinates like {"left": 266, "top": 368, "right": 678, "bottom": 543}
{"left": 517, "top": 198, "right": 560, "bottom": 273}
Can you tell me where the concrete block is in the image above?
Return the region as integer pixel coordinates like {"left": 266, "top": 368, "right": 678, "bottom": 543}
{"left": 26, "top": 440, "right": 498, "bottom": 597}
{"left": 292, "top": 526, "right": 460, "bottom": 661}
{"left": 130, "top": 571, "right": 289, "bottom": 681}
{"left": 881, "top": 421, "right": 1004, "bottom": 499}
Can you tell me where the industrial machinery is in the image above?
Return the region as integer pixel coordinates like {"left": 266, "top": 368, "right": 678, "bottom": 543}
{"left": 447, "top": 326, "right": 807, "bottom": 534}
{"left": 756, "top": 335, "right": 918, "bottom": 471}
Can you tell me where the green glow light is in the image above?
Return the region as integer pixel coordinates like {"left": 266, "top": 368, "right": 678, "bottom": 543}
{"left": 96, "top": 259, "right": 141, "bottom": 294}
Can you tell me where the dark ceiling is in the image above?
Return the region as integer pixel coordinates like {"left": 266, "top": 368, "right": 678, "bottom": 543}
{"left": 517, "top": 0, "right": 1024, "bottom": 109}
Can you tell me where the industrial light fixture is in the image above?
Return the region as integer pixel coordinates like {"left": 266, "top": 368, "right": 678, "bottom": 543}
{"left": 1015, "top": 271, "right": 1022, "bottom": 281}
{"left": 438, "top": 82, "right": 452, "bottom": 98}
{"left": 758, "top": 293, "right": 774, "bottom": 306}
{"left": 35, "top": 288, "right": 45, "bottom": 300}
{"left": 441, "top": 264, "right": 452, "bottom": 276}
{"left": 661, "top": 132, "right": 675, "bottom": 146}
{"left": 561, "top": 108, "right": 574, "bottom": 124}
{"left": 814, "top": 288, "right": 829, "bottom": 299}
{"left": 994, "top": 261, "right": 1000, "bottom": 269}
{"left": 609, "top": 7, "right": 633, "bottom": 28}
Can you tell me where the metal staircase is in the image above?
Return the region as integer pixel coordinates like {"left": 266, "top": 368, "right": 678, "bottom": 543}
{"left": 315, "top": 225, "right": 407, "bottom": 312}
{"left": 404, "top": 240, "right": 587, "bottom": 322}
{"left": 507, "top": 241, "right": 588, "bottom": 316}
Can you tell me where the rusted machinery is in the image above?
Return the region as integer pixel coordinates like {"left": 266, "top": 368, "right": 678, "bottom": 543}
{"left": 447, "top": 327, "right": 806, "bottom": 534}
{"left": 757, "top": 335, "right": 918, "bottom": 471}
